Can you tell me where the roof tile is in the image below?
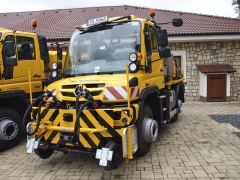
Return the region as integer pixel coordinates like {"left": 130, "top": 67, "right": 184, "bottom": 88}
{"left": 0, "top": 5, "right": 240, "bottom": 40}
{"left": 197, "top": 64, "right": 236, "bottom": 73}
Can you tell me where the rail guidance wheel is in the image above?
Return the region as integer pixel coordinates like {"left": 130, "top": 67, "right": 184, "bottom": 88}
{"left": 34, "top": 137, "right": 54, "bottom": 159}
{"left": 105, "top": 141, "right": 122, "bottom": 170}
{"left": 34, "top": 148, "right": 54, "bottom": 159}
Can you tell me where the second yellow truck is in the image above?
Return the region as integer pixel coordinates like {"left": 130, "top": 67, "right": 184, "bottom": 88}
{"left": 0, "top": 21, "right": 62, "bottom": 152}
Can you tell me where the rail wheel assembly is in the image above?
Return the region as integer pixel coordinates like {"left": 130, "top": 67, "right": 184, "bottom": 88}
{"left": 105, "top": 141, "right": 123, "bottom": 170}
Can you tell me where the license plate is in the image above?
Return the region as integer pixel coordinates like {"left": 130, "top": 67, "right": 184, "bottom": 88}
{"left": 86, "top": 16, "right": 108, "bottom": 26}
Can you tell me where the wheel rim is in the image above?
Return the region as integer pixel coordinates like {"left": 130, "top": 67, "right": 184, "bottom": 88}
{"left": 0, "top": 118, "right": 18, "bottom": 141}
{"left": 141, "top": 116, "right": 158, "bottom": 143}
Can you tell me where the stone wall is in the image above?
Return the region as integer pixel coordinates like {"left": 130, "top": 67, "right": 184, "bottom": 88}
{"left": 169, "top": 41, "right": 240, "bottom": 101}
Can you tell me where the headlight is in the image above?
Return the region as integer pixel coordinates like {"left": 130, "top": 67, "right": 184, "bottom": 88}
{"left": 129, "top": 62, "right": 139, "bottom": 73}
{"left": 52, "top": 62, "right": 62, "bottom": 70}
{"left": 52, "top": 70, "right": 57, "bottom": 77}
{"left": 52, "top": 62, "right": 58, "bottom": 70}
{"left": 129, "top": 53, "right": 137, "bottom": 62}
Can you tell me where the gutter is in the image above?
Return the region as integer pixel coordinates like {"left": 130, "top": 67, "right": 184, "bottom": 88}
{"left": 169, "top": 34, "right": 240, "bottom": 42}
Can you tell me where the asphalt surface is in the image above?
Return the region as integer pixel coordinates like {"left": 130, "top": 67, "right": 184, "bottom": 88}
{"left": 0, "top": 101, "right": 240, "bottom": 180}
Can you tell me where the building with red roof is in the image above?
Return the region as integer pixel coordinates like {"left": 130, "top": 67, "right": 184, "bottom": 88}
{"left": 1, "top": 5, "right": 239, "bottom": 101}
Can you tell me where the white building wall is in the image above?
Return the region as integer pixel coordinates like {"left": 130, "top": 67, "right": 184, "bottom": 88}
{"left": 200, "top": 73, "right": 207, "bottom": 97}
{"left": 227, "top": 74, "right": 230, "bottom": 96}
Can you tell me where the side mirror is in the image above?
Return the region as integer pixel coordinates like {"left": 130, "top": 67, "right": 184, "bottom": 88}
{"left": 4, "top": 41, "right": 15, "bottom": 57}
{"left": 6, "top": 58, "right": 17, "bottom": 66}
{"left": 159, "top": 47, "right": 171, "bottom": 58}
{"left": 172, "top": 18, "right": 183, "bottom": 27}
{"left": 57, "top": 47, "right": 62, "bottom": 60}
{"left": 37, "top": 35, "right": 50, "bottom": 64}
{"left": 157, "top": 28, "right": 168, "bottom": 47}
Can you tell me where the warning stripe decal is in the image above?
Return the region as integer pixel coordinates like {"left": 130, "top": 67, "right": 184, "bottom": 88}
{"left": 44, "top": 89, "right": 56, "bottom": 101}
{"left": 41, "top": 108, "right": 122, "bottom": 148}
{"left": 40, "top": 108, "right": 49, "bottom": 120}
{"left": 80, "top": 113, "right": 101, "bottom": 148}
{"left": 104, "top": 86, "right": 139, "bottom": 100}
{"left": 89, "top": 110, "right": 120, "bottom": 137}
{"left": 104, "top": 86, "right": 126, "bottom": 100}
{"left": 131, "top": 86, "right": 139, "bottom": 98}
{"left": 81, "top": 132, "right": 96, "bottom": 148}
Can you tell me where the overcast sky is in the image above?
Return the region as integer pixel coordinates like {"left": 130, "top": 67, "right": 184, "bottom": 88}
{"left": 0, "top": 0, "right": 238, "bottom": 18}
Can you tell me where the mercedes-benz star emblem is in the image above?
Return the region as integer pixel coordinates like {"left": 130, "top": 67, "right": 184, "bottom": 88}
{"left": 74, "top": 85, "right": 82, "bottom": 96}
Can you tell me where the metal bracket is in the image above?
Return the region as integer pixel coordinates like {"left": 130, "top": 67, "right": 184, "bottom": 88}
{"left": 95, "top": 148, "right": 113, "bottom": 166}
{"left": 26, "top": 137, "right": 40, "bottom": 153}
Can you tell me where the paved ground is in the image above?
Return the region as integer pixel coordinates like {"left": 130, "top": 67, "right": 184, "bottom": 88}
{"left": 0, "top": 101, "right": 240, "bottom": 180}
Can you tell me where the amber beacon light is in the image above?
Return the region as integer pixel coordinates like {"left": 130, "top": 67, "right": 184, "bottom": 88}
{"left": 150, "top": 8, "right": 155, "bottom": 17}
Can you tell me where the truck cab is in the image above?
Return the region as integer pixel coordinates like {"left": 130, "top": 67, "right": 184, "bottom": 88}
{"left": 0, "top": 27, "right": 61, "bottom": 152}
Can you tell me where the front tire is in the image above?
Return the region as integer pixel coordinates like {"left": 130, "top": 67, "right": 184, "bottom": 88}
{"left": 0, "top": 107, "right": 22, "bottom": 152}
{"left": 135, "top": 104, "right": 153, "bottom": 156}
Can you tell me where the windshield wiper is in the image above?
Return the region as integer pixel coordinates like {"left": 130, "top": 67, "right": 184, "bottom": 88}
{"left": 74, "top": 73, "right": 87, "bottom": 76}
{"left": 96, "top": 71, "right": 114, "bottom": 75}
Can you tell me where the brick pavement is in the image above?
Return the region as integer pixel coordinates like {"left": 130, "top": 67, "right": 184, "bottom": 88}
{"left": 0, "top": 101, "right": 240, "bottom": 180}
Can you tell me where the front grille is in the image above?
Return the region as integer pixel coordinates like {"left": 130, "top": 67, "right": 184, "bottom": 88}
{"left": 60, "top": 83, "right": 105, "bottom": 98}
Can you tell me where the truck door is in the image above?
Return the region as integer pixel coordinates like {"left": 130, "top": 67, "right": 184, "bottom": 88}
{"left": 149, "top": 28, "right": 160, "bottom": 72}
{"left": 5, "top": 35, "right": 41, "bottom": 82}
{"left": 144, "top": 24, "right": 161, "bottom": 73}
{"left": 15, "top": 35, "right": 38, "bottom": 79}
{"left": 2, "top": 34, "right": 42, "bottom": 93}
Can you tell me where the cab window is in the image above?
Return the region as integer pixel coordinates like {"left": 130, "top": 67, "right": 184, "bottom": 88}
{"left": 16, "top": 36, "right": 35, "bottom": 60}
{"left": 150, "top": 28, "right": 158, "bottom": 52}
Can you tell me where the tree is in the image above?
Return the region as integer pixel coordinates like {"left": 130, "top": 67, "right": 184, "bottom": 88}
{"left": 232, "top": 0, "right": 240, "bottom": 18}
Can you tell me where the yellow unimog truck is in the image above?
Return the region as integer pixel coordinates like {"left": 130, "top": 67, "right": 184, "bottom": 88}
{"left": 0, "top": 21, "right": 63, "bottom": 152}
{"left": 24, "top": 9, "right": 185, "bottom": 170}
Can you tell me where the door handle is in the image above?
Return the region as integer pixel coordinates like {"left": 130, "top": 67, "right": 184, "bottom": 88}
{"left": 33, "top": 74, "right": 41, "bottom": 77}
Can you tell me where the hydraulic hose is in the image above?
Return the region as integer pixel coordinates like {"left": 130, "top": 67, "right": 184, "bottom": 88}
{"left": 22, "top": 94, "right": 45, "bottom": 136}
{"left": 74, "top": 101, "right": 94, "bottom": 146}
{"left": 75, "top": 92, "right": 81, "bottom": 115}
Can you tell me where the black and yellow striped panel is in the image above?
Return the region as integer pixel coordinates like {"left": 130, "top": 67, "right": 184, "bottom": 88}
{"left": 41, "top": 108, "right": 122, "bottom": 149}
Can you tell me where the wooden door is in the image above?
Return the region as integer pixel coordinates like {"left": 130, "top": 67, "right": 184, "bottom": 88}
{"left": 207, "top": 74, "right": 226, "bottom": 102}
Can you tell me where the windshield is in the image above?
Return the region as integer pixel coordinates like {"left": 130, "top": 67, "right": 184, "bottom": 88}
{"left": 64, "top": 21, "right": 141, "bottom": 76}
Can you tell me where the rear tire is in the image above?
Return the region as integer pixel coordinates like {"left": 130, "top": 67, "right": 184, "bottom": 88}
{"left": 0, "top": 107, "right": 22, "bottom": 152}
{"left": 170, "top": 113, "right": 178, "bottom": 123}
{"left": 135, "top": 104, "right": 153, "bottom": 156}
{"left": 170, "top": 99, "right": 182, "bottom": 123}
